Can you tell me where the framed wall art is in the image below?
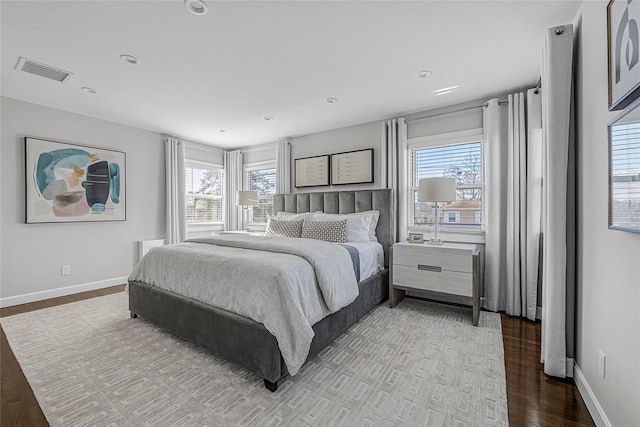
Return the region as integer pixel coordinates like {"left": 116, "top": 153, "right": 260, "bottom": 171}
{"left": 331, "top": 148, "right": 374, "bottom": 185}
{"left": 294, "top": 154, "right": 329, "bottom": 188}
{"left": 607, "top": 98, "right": 640, "bottom": 233}
{"left": 25, "top": 137, "right": 126, "bottom": 223}
{"left": 607, "top": 0, "right": 640, "bottom": 111}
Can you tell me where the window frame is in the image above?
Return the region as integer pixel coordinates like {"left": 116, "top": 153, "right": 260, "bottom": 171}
{"left": 407, "top": 128, "right": 485, "bottom": 237}
{"left": 244, "top": 160, "right": 277, "bottom": 229}
{"left": 185, "top": 159, "right": 225, "bottom": 232}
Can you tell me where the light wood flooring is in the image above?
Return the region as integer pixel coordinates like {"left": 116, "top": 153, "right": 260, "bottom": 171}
{"left": 0, "top": 286, "right": 594, "bottom": 426}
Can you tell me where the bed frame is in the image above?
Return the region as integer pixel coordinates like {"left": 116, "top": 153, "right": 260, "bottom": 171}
{"left": 129, "top": 189, "right": 393, "bottom": 392}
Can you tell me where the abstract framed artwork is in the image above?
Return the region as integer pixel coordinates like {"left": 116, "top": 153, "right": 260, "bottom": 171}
{"left": 331, "top": 148, "right": 374, "bottom": 185}
{"left": 608, "top": 98, "right": 640, "bottom": 233}
{"left": 25, "top": 137, "right": 126, "bottom": 223}
{"left": 294, "top": 155, "right": 330, "bottom": 187}
{"left": 607, "top": 0, "right": 640, "bottom": 111}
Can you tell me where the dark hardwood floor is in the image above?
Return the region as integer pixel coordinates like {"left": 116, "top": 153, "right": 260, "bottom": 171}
{"left": 1, "top": 287, "right": 594, "bottom": 426}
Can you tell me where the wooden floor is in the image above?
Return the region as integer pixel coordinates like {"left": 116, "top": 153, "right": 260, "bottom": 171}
{"left": 0, "top": 288, "right": 594, "bottom": 427}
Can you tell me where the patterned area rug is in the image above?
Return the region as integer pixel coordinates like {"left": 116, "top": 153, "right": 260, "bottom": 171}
{"left": 1, "top": 292, "right": 508, "bottom": 426}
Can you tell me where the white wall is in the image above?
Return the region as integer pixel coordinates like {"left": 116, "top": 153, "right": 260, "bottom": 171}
{"left": 575, "top": 3, "right": 640, "bottom": 426}
{"left": 0, "top": 97, "right": 165, "bottom": 306}
{"left": 290, "top": 121, "right": 382, "bottom": 192}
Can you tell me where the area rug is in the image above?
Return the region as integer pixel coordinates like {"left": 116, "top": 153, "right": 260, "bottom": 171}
{"left": 1, "top": 292, "right": 508, "bottom": 426}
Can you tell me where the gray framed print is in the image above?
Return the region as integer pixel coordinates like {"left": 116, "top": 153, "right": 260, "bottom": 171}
{"left": 608, "top": 98, "right": 640, "bottom": 233}
{"left": 608, "top": 0, "right": 640, "bottom": 111}
{"left": 25, "top": 137, "right": 126, "bottom": 223}
{"left": 294, "top": 154, "right": 329, "bottom": 187}
{"left": 331, "top": 148, "right": 374, "bottom": 185}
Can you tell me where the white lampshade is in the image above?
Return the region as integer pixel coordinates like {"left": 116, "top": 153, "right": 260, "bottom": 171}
{"left": 236, "top": 190, "right": 258, "bottom": 206}
{"left": 418, "top": 178, "right": 457, "bottom": 202}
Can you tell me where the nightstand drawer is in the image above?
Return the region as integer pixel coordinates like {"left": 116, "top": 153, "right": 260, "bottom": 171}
{"left": 393, "top": 264, "right": 473, "bottom": 297}
{"left": 393, "top": 244, "right": 472, "bottom": 273}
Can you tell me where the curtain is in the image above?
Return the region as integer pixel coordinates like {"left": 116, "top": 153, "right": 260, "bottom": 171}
{"left": 384, "top": 118, "right": 407, "bottom": 242}
{"left": 483, "top": 91, "right": 542, "bottom": 320}
{"left": 224, "top": 150, "right": 243, "bottom": 231}
{"left": 540, "top": 24, "right": 575, "bottom": 378}
{"left": 165, "top": 137, "right": 186, "bottom": 244}
{"left": 276, "top": 139, "right": 291, "bottom": 194}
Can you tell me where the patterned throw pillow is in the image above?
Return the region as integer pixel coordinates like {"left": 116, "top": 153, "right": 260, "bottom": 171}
{"left": 301, "top": 219, "right": 347, "bottom": 243}
{"left": 265, "top": 218, "right": 303, "bottom": 237}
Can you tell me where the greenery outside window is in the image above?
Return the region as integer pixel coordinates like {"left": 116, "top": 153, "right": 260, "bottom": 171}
{"left": 409, "top": 130, "right": 484, "bottom": 232}
{"left": 185, "top": 161, "right": 224, "bottom": 228}
{"left": 245, "top": 162, "right": 276, "bottom": 226}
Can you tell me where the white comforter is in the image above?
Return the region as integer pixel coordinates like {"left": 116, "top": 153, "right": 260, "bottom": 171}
{"left": 128, "top": 235, "right": 359, "bottom": 375}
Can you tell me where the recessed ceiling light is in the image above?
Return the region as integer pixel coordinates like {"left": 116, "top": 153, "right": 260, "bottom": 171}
{"left": 81, "top": 87, "right": 96, "bottom": 94}
{"left": 219, "top": 129, "right": 226, "bottom": 133}
{"left": 185, "top": 0, "right": 208, "bottom": 15}
{"left": 326, "top": 97, "right": 338, "bottom": 104}
{"left": 436, "top": 91, "right": 453, "bottom": 96}
{"left": 119, "top": 54, "right": 139, "bottom": 65}
{"left": 434, "top": 85, "right": 459, "bottom": 93}
{"left": 264, "top": 116, "right": 274, "bottom": 121}
{"left": 417, "top": 70, "right": 432, "bottom": 78}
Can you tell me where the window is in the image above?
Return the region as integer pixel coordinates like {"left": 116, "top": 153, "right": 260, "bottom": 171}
{"left": 445, "top": 211, "right": 460, "bottom": 223}
{"left": 245, "top": 164, "right": 276, "bottom": 224}
{"left": 410, "top": 132, "right": 483, "bottom": 231}
{"left": 185, "top": 162, "right": 224, "bottom": 226}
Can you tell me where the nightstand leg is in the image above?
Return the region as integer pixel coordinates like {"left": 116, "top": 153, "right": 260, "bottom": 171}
{"left": 389, "top": 287, "right": 405, "bottom": 308}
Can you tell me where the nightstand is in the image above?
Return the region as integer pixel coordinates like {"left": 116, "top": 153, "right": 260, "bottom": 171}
{"left": 390, "top": 241, "right": 480, "bottom": 326}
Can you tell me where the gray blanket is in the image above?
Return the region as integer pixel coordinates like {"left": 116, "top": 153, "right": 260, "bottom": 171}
{"left": 128, "top": 235, "right": 359, "bottom": 375}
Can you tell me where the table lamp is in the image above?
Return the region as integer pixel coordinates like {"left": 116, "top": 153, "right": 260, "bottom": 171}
{"left": 418, "top": 177, "right": 456, "bottom": 245}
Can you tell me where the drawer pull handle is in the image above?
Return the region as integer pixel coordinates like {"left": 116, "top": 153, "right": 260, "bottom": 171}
{"left": 418, "top": 264, "right": 442, "bottom": 273}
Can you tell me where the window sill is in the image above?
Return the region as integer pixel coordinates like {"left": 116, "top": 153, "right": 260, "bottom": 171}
{"left": 408, "top": 227, "right": 485, "bottom": 244}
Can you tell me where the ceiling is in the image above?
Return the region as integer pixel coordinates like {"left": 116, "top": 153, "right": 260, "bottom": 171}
{"left": 1, "top": 1, "right": 582, "bottom": 148}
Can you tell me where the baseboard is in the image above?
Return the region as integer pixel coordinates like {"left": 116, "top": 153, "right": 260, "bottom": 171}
{"left": 0, "top": 276, "right": 128, "bottom": 308}
{"left": 574, "top": 362, "right": 612, "bottom": 427}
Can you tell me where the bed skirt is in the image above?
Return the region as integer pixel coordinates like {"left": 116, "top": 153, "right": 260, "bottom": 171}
{"left": 128, "top": 269, "right": 388, "bottom": 388}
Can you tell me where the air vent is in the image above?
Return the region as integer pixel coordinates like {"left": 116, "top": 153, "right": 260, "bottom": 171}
{"left": 14, "top": 57, "right": 73, "bottom": 83}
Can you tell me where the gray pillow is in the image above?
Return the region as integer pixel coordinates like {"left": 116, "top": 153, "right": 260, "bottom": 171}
{"left": 301, "top": 219, "right": 347, "bottom": 243}
{"left": 265, "top": 218, "right": 303, "bottom": 237}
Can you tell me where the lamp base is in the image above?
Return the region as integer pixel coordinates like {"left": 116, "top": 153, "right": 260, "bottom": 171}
{"left": 426, "top": 238, "right": 445, "bottom": 245}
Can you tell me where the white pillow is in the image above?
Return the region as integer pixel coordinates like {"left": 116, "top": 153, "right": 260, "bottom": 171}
{"left": 312, "top": 212, "right": 372, "bottom": 242}
{"left": 362, "top": 210, "right": 380, "bottom": 241}
{"left": 274, "top": 211, "right": 315, "bottom": 221}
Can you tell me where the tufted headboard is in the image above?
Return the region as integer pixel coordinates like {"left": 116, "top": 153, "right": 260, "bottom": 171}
{"left": 273, "top": 189, "right": 393, "bottom": 268}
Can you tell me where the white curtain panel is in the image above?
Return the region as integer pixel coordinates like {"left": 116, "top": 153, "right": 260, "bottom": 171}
{"left": 526, "top": 89, "right": 543, "bottom": 321}
{"left": 276, "top": 139, "right": 291, "bottom": 194}
{"left": 224, "top": 150, "right": 243, "bottom": 231}
{"left": 384, "top": 118, "right": 408, "bottom": 242}
{"left": 483, "top": 99, "right": 508, "bottom": 313}
{"left": 165, "top": 137, "right": 186, "bottom": 244}
{"left": 483, "top": 92, "right": 543, "bottom": 320}
{"left": 540, "top": 24, "right": 575, "bottom": 378}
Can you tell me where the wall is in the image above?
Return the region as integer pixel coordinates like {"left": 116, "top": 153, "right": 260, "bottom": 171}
{"left": 0, "top": 97, "right": 165, "bottom": 306}
{"left": 290, "top": 121, "right": 382, "bottom": 192}
{"left": 574, "top": 2, "right": 640, "bottom": 426}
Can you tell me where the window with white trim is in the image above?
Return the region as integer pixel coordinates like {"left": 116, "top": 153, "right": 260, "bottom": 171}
{"left": 410, "top": 131, "right": 484, "bottom": 231}
{"left": 245, "top": 163, "right": 276, "bottom": 225}
{"left": 185, "top": 161, "right": 224, "bottom": 226}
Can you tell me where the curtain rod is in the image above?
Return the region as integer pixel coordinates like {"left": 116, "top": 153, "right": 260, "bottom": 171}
{"left": 407, "top": 99, "right": 508, "bottom": 122}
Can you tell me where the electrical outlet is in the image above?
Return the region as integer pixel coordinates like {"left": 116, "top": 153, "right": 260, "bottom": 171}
{"left": 598, "top": 350, "right": 606, "bottom": 378}
{"left": 61, "top": 265, "right": 71, "bottom": 275}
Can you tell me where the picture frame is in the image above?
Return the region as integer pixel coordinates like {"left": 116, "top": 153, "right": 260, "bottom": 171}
{"left": 408, "top": 232, "right": 424, "bottom": 244}
{"left": 330, "top": 148, "right": 374, "bottom": 185}
{"left": 607, "top": 97, "right": 640, "bottom": 234}
{"left": 25, "top": 137, "right": 126, "bottom": 223}
{"left": 294, "top": 154, "right": 330, "bottom": 188}
{"left": 607, "top": 0, "right": 640, "bottom": 111}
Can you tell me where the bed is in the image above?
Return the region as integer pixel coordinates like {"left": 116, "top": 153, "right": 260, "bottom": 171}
{"left": 128, "top": 189, "right": 393, "bottom": 391}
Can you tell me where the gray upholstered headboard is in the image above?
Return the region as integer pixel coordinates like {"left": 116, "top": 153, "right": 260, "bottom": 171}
{"left": 273, "top": 189, "right": 393, "bottom": 268}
